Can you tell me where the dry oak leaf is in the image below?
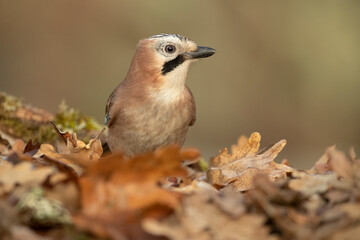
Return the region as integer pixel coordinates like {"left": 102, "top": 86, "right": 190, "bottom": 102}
{"left": 0, "top": 161, "right": 56, "bottom": 195}
{"left": 308, "top": 146, "right": 360, "bottom": 194}
{"left": 143, "top": 190, "right": 277, "bottom": 240}
{"left": 208, "top": 132, "right": 293, "bottom": 191}
{"left": 34, "top": 133, "right": 102, "bottom": 176}
{"left": 4, "top": 139, "right": 41, "bottom": 166}
{"left": 246, "top": 181, "right": 313, "bottom": 240}
{"left": 74, "top": 145, "right": 193, "bottom": 240}
{"left": 309, "top": 145, "right": 360, "bottom": 178}
{"left": 246, "top": 148, "right": 360, "bottom": 240}
{"left": 288, "top": 171, "right": 340, "bottom": 197}
{"left": 327, "top": 146, "right": 360, "bottom": 183}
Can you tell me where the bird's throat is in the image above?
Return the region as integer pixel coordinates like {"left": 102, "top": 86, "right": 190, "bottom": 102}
{"left": 153, "top": 61, "right": 190, "bottom": 104}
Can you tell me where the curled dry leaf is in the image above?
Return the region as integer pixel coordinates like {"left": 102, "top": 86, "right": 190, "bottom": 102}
{"left": 50, "top": 122, "right": 77, "bottom": 147}
{"left": 208, "top": 132, "right": 293, "bottom": 191}
{"left": 74, "top": 145, "right": 194, "bottom": 240}
{"left": 23, "top": 139, "right": 40, "bottom": 156}
{"left": 34, "top": 134, "right": 103, "bottom": 176}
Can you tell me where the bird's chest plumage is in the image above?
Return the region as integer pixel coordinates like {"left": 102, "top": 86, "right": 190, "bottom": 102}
{"left": 134, "top": 100, "right": 190, "bottom": 138}
{"left": 107, "top": 93, "right": 194, "bottom": 156}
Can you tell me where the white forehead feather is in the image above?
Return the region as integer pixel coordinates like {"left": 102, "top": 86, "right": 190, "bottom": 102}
{"left": 148, "top": 33, "right": 197, "bottom": 52}
{"left": 149, "top": 33, "right": 188, "bottom": 42}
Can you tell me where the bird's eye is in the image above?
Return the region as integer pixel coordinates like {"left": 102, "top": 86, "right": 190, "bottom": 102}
{"left": 164, "top": 44, "right": 176, "bottom": 54}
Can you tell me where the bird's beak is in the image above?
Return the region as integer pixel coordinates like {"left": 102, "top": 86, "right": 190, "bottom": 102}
{"left": 183, "top": 46, "right": 216, "bottom": 60}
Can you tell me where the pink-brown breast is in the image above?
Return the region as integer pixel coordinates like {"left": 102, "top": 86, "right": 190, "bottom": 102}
{"left": 107, "top": 86, "right": 195, "bottom": 157}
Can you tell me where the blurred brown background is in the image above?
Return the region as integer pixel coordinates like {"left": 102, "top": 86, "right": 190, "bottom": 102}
{"left": 1, "top": 1, "right": 359, "bottom": 168}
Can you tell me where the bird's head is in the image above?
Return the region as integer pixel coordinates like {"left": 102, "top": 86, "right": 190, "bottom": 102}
{"left": 125, "top": 34, "right": 215, "bottom": 99}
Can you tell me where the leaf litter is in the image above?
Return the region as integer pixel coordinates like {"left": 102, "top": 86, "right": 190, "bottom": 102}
{"left": 0, "top": 118, "right": 359, "bottom": 239}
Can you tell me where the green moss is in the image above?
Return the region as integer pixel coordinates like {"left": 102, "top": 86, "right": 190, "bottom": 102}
{"left": 0, "top": 92, "right": 22, "bottom": 114}
{"left": 54, "top": 100, "right": 102, "bottom": 133}
{"left": 0, "top": 93, "right": 55, "bottom": 143}
{"left": 0, "top": 92, "right": 22, "bottom": 112}
{"left": 0, "top": 93, "right": 103, "bottom": 144}
{"left": 17, "top": 187, "right": 72, "bottom": 227}
{"left": 199, "top": 158, "right": 209, "bottom": 171}
{"left": 0, "top": 117, "right": 57, "bottom": 143}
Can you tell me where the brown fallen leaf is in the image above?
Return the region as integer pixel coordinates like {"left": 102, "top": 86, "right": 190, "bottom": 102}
{"left": 324, "top": 189, "right": 351, "bottom": 205}
{"left": 0, "top": 129, "right": 19, "bottom": 153}
{"left": 244, "top": 147, "right": 360, "bottom": 240}
{"left": 0, "top": 161, "right": 57, "bottom": 195}
{"left": 0, "top": 143, "right": 8, "bottom": 157}
{"left": 170, "top": 180, "right": 218, "bottom": 194}
{"left": 6, "top": 141, "right": 32, "bottom": 165}
{"left": 208, "top": 132, "right": 293, "bottom": 191}
{"left": 74, "top": 145, "right": 194, "bottom": 240}
{"left": 0, "top": 138, "right": 41, "bottom": 168}
{"left": 251, "top": 173, "right": 301, "bottom": 205}
{"left": 329, "top": 224, "right": 360, "bottom": 240}
{"left": 309, "top": 145, "right": 360, "bottom": 178}
{"left": 288, "top": 171, "right": 338, "bottom": 197}
{"left": 11, "top": 139, "right": 25, "bottom": 155}
{"left": 9, "top": 225, "right": 51, "bottom": 240}
{"left": 143, "top": 190, "right": 276, "bottom": 240}
{"left": 308, "top": 146, "right": 360, "bottom": 194}
{"left": 327, "top": 146, "right": 359, "bottom": 181}
{"left": 5, "top": 139, "right": 40, "bottom": 165}
{"left": 246, "top": 181, "right": 313, "bottom": 240}
{"left": 45, "top": 182, "right": 80, "bottom": 212}
{"left": 34, "top": 133, "right": 103, "bottom": 176}
{"left": 0, "top": 199, "right": 20, "bottom": 237}
{"left": 50, "top": 122, "right": 77, "bottom": 147}
{"left": 23, "top": 139, "right": 40, "bottom": 156}
{"left": 3, "top": 99, "right": 360, "bottom": 240}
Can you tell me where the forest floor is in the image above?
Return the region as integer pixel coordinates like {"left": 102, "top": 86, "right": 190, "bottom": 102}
{"left": 0, "top": 92, "right": 359, "bottom": 240}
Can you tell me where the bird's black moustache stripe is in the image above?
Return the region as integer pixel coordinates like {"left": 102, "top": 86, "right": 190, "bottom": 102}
{"left": 161, "top": 55, "right": 185, "bottom": 75}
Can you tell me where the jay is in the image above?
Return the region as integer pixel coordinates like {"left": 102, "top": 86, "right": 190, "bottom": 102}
{"left": 105, "top": 34, "right": 215, "bottom": 157}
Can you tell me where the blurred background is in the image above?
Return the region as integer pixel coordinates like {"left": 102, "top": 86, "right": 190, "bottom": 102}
{"left": 0, "top": 1, "right": 359, "bottom": 168}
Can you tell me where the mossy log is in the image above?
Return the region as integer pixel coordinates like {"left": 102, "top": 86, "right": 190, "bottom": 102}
{"left": 0, "top": 92, "right": 102, "bottom": 145}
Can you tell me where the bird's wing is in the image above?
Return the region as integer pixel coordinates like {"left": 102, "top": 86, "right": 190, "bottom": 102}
{"left": 189, "top": 114, "right": 196, "bottom": 126}
{"left": 105, "top": 88, "right": 118, "bottom": 127}
{"left": 186, "top": 85, "right": 196, "bottom": 126}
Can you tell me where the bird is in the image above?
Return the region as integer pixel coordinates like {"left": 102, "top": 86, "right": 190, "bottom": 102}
{"left": 105, "top": 33, "right": 215, "bottom": 157}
